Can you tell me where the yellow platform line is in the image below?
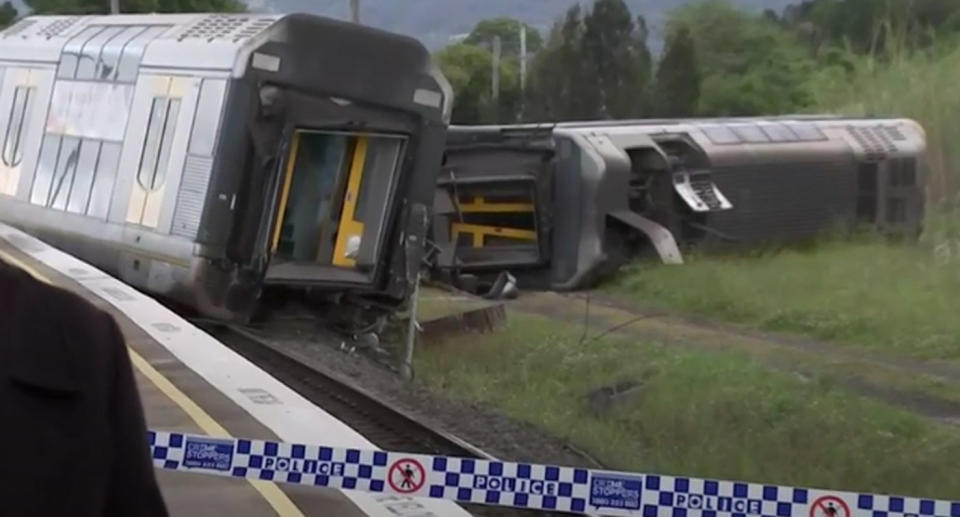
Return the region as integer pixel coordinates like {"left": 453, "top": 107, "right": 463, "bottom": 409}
{"left": 0, "top": 248, "right": 304, "bottom": 517}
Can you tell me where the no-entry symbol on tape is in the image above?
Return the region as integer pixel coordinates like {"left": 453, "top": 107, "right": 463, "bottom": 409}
{"left": 388, "top": 458, "right": 425, "bottom": 494}
{"left": 810, "top": 496, "right": 850, "bottom": 517}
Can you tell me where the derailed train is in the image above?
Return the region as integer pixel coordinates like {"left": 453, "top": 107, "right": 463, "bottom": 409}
{"left": 433, "top": 118, "right": 927, "bottom": 290}
{"left": 0, "top": 13, "right": 930, "bottom": 325}
{"left": 0, "top": 13, "right": 451, "bottom": 326}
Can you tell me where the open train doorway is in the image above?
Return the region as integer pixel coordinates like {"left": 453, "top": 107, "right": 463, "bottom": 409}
{"left": 266, "top": 129, "right": 406, "bottom": 285}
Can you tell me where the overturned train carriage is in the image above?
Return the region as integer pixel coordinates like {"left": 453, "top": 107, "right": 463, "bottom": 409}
{"left": 434, "top": 117, "right": 926, "bottom": 290}
{"left": 0, "top": 13, "right": 452, "bottom": 324}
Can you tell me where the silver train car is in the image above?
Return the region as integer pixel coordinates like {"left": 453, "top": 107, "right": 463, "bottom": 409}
{"left": 433, "top": 117, "right": 926, "bottom": 290}
{"left": 0, "top": 13, "right": 452, "bottom": 325}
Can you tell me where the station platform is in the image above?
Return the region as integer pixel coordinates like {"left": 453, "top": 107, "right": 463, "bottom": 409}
{"left": 0, "top": 224, "right": 471, "bottom": 517}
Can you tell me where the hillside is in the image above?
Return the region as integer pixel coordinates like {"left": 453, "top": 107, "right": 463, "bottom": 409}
{"left": 246, "top": 0, "right": 796, "bottom": 51}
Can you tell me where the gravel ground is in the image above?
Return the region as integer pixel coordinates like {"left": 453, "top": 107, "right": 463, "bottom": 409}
{"left": 251, "top": 317, "right": 602, "bottom": 471}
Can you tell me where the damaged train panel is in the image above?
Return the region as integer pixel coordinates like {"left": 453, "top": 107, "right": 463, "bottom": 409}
{"left": 433, "top": 117, "right": 926, "bottom": 292}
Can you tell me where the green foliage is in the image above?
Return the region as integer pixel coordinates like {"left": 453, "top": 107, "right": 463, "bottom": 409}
{"left": 25, "top": 0, "right": 245, "bottom": 14}
{"left": 417, "top": 312, "right": 960, "bottom": 497}
{"left": 781, "top": 0, "right": 960, "bottom": 54}
{"left": 807, "top": 39, "right": 960, "bottom": 202}
{"left": 608, "top": 239, "right": 960, "bottom": 359}
{"left": 653, "top": 24, "right": 699, "bottom": 117}
{"left": 668, "top": 0, "right": 814, "bottom": 116}
{"left": 464, "top": 17, "right": 543, "bottom": 58}
{"left": 0, "top": 2, "right": 16, "bottom": 27}
{"left": 436, "top": 16, "right": 536, "bottom": 123}
{"left": 526, "top": 0, "right": 653, "bottom": 121}
{"left": 435, "top": 43, "right": 520, "bottom": 124}
{"left": 525, "top": 5, "right": 594, "bottom": 121}
{"left": 581, "top": 0, "right": 652, "bottom": 118}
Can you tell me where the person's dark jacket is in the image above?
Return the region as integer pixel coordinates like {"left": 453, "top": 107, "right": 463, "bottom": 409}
{"left": 0, "top": 261, "right": 169, "bottom": 517}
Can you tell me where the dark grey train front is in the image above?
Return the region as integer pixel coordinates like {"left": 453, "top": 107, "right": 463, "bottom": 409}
{"left": 0, "top": 13, "right": 451, "bottom": 323}
{"left": 433, "top": 118, "right": 925, "bottom": 290}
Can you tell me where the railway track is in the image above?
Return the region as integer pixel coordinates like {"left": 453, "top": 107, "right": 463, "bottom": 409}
{"left": 202, "top": 323, "right": 578, "bottom": 517}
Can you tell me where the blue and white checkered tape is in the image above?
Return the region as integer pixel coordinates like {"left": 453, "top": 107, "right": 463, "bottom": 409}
{"left": 149, "top": 430, "right": 960, "bottom": 516}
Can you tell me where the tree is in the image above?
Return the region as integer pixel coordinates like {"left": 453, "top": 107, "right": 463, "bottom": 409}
{"left": 780, "top": 0, "right": 960, "bottom": 54}
{"left": 668, "top": 1, "right": 813, "bottom": 116}
{"left": 526, "top": 0, "right": 652, "bottom": 121}
{"left": 0, "top": 2, "right": 16, "bottom": 28}
{"left": 25, "top": 0, "right": 244, "bottom": 14}
{"left": 464, "top": 17, "right": 543, "bottom": 59}
{"left": 526, "top": 4, "right": 594, "bottom": 121}
{"left": 435, "top": 43, "right": 520, "bottom": 124}
{"left": 581, "top": 0, "right": 652, "bottom": 118}
{"left": 653, "top": 25, "right": 699, "bottom": 117}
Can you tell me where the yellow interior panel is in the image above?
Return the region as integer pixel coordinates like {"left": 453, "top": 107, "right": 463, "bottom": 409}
{"left": 331, "top": 137, "right": 368, "bottom": 267}
{"left": 451, "top": 222, "right": 537, "bottom": 248}
{"left": 457, "top": 196, "right": 534, "bottom": 213}
{"left": 271, "top": 133, "right": 301, "bottom": 253}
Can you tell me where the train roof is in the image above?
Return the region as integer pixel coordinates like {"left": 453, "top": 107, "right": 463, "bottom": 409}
{"left": 448, "top": 116, "right": 924, "bottom": 147}
{"left": 0, "top": 13, "right": 431, "bottom": 77}
{"left": 449, "top": 116, "right": 921, "bottom": 134}
{"left": 447, "top": 116, "right": 926, "bottom": 164}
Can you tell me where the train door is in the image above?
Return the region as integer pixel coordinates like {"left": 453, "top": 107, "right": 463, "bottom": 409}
{"left": 0, "top": 67, "right": 52, "bottom": 197}
{"left": 265, "top": 129, "right": 406, "bottom": 284}
{"left": 124, "top": 76, "right": 197, "bottom": 230}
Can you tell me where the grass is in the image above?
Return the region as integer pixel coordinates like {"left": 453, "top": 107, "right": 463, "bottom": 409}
{"left": 587, "top": 39, "right": 960, "bottom": 359}
{"left": 605, "top": 239, "right": 960, "bottom": 359}
{"left": 415, "top": 312, "right": 960, "bottom": 500}
{"left": 414, "top": 32, "right": 960, "bottom": 506}
{"left": 594, "top": 39, "right": 960, "bottom": 359}
{"left": 808, "top": 36, "right": 960, "bottom": 201}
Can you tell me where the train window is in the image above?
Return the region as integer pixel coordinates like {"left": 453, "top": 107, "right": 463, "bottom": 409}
{"left": 901, "top": 158, "right": 917, "bottom": 186}
{"left": 48, "top": 136, "right": 80, "bottom": 210}
{"left": 783, "top": 122, "right": 828, "bottom": 142}
{"left": 758, "top": 122, "right": 799, "bottom": 142}
{"left": 886, "top": 197, "right": 906, "bottom": 224}
{"left": 730, "top": 124, "right": 770, "bottom": 143}
{"left": 857, "top": 195, "right": 877, "bottom": 222}
{"left": 272, "top": 130, "right": 406, "bottom": 270}
{"left": 701, "top": 125, "right": 741, "bottom": 145}
{"left": 858, "top": 162, "right": 878, "bottom": 193}
{"left": 188, "top": 79, "right": 227, "bottom": 157}
{"left": 888, "top": 160, "right": 902, "bottom": 187}
{"left": 343, "top": 137, "right": 404, "bottom": 266}
{"left": 66, "top": 139, "right": 103, "bottom": 214}
{"left": 856, "top": 162, "right": 878, "bottom": 223}
{"left": 31, "top": 134, "right": 61, "bottom": 206}
{"left": 87, "top": 142, "right": 121, "bottom": 219}
{"left": 58, "top": 26, "right": 104, "bottom": 79}
{"left": 274, "top": 132, "right": 349, "bottom": 262}
{"left": 888, "top": 158, "right": 917, "bottom": 188}
{"left": 137, "top": 97, "right": 181, "bottom": 192}
{"left": 2, "top": 86, "right": 34, "bottom": 168}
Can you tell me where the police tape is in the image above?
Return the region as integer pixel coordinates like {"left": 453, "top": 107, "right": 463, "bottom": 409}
{"left": 149, "top": 430, "right": 960, "bottom": 516}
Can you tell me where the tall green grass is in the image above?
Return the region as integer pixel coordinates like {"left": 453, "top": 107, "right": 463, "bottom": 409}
{"left": 416, "top": 313, "right": 960, "bottom": 498}
{"left": 606, "top": 240, "right": 960, "bottom": 359}
{"left": 807, "top": 35, "right": 960, "bottom": 205}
